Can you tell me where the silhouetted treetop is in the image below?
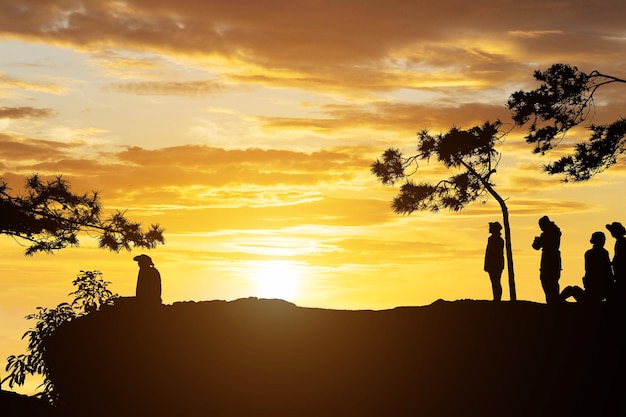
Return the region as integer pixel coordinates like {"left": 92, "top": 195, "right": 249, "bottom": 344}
{"left": 0, "top": 174, "right": 164, "bottom": 255}
{"left": 371, "top": 121, "right": 501, "bottom": 214}
{"left": 507, "top": 63, "right": 626, "bottom": 181}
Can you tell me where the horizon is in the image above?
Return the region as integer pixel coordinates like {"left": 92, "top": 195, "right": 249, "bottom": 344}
{"left": 1, "top": 0, "right": 625, "bottom": 396}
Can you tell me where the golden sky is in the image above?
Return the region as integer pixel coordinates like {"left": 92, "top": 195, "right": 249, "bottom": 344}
{"left": 1, "top": 0, "right": 626, "bottom": 393}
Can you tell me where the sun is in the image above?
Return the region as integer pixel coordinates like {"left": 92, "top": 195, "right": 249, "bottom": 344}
{"left": 251, "top": 260, "right": 302, "bottom": 301}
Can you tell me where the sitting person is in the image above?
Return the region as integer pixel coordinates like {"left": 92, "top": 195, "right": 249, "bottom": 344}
{"left": 133, "top": 254, "right": 162, "bottom": 306}
{"left": 561, "top": 231, "right": 613, "bottom": 304}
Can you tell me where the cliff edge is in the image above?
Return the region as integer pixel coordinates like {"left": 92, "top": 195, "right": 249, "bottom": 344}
{"left": 43, "top": 298, "right": 626, "bottom": 416}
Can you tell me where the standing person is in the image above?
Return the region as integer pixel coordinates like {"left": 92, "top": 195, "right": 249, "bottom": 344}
{"left": 532, "top": 216, "right": 562, "bottom": 304}
{"left": 134, "top": 254, "right": 162, "bottom": 306}
{"left": 484, "top": 221, "right": 504, "bottom": 301}
{"left": 606, "top": 222, "right": 626, "bottom": 302}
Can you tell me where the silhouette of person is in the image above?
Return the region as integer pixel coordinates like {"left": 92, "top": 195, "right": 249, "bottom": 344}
{"left": 532, "top": 216, "right": 562, "bottom": 304}
{"left": 484, "top": 221, "right": 504, "bottom": 301}
{"left": 561, "top": 231, "right": 612, "bottom": 304}
{"left": 606, "top": 222, "right": 626, "bottom": 302}
{"left": 134, "top": 254, "right": 162, "bottom": 306}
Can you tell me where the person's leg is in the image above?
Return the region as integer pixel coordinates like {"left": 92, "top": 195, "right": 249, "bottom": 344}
{"left": 540, "top": 277, "right": 550, "bottom": 303}
{"left": 561, "top": 285, "right": 585, "bottom": 303}
{"left": 490, "top": 272, "right": 502, "bottom": 301}
{"left": 541, "top": 276, "right": 560, "bottom": 304}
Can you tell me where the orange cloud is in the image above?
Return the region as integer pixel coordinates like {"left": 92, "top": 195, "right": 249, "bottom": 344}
{"left": 259, "top": 102, "right": 511, "bottom": 137}
{"left": 1, "top": 1, "right": 623, "bottom": 94}
{"left": 105, "top": 80, "right": 224, "bottom": 95}
{"left": 0, "top": 140, "right": 375, "bottom": 206}
{"left": 0, "top": 133, "right": 77, "bottom": 162}
{"left": 0, "top": 72, "right": 67, "bottom": 95}
{"left": 0, "top": 106, "right": 55, "bottom": 119}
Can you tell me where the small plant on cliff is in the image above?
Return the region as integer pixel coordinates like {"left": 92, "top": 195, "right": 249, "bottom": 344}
{"left": 69, "top": 270, "right": 117, "bottom": 313}
{"left": 1, "top": 270, "right": 118, "bottom": 403}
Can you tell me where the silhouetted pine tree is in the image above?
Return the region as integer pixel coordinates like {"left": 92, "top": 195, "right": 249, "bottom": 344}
{"left": 372, "top": 121, "right": 517, "bottom": 301}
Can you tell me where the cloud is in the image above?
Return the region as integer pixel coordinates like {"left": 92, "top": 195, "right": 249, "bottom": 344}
{"left": 86, "top": 49, "right": 169, "bottom": 79}
{"left": 0, "top": 133, "right": 78, "bottom": 162}
{"left": 454, "top": 197, "right": 597, "bottom": 218}
{"left": 1, "top": 1, "right": 623, "bottom": 94}
{"left": 105, "top": 79, "right": 224, "bottom": 95}
{"left": 508, "top": 30, "right": 565, "bottom": 39}
{"left": 0, "top": 106, "right": 55, "bottom": 119}
{"left": 113, "top": 145, "right": 371, "bottom": 173}
{"left": 259, "top": 102, "right": 511, "bottom": 137}
{"left": 0, "top": 72, "right": 67, "bottom": 95}
{"left": 0, "top": 140, "right": 375, "bottom": 205}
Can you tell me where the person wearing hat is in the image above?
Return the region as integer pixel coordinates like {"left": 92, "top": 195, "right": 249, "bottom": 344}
{"left": 606, "top": 222, "right": 626, "bottom": 301}
{"left": 532, "top": 215, "right": 562, "bottom": 304}
{"left": 134, "top": 254, "right": 162, "bottom": 306}
{"left": 484, "top": 221, "right": 504, "bottom": 301}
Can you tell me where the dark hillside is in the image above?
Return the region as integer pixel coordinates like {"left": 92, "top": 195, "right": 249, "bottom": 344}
{"left": 43, "top": 298, "right": 626, "bottom": 416}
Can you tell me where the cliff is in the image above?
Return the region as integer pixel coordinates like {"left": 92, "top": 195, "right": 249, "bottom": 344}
{"left": 42, "top": 298, "right": 626, "bottom": 416}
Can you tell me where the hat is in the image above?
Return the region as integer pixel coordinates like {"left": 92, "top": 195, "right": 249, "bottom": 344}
{"left": 489, "top": 222, "right": 502, "bottom": 232}
{"left": 606, "top": 222, "right": 626, "bottom": 236}
{"left": 133, "top": 254, "right": 154, "bottom": 266}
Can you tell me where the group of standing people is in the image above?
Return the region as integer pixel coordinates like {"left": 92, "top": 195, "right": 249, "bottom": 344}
{"left": 484, "top": 216, "right": 626, "bottom": 305}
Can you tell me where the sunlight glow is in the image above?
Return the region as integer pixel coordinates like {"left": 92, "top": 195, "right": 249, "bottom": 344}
{"left": 249, "top": 260, "right": 303, "bottom": 301}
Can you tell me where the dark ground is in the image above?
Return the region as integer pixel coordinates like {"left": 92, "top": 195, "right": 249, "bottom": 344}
{"left": 12, "top": 298, "right": 626, "bottom": 416}
{"left": 1, "top": 389, "right": 57, "bottom": 417}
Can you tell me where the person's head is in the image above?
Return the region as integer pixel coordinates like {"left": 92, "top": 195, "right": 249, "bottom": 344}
{"left": 538, "top": 215, "right": 551, "bottom": 231}
{"left": 489, "top": 221, "right": 502, "bottom": 235}
{"left": 606, "top": 222, "right": 626, "bottom": 238}
{"left": 133, "top": 254, "right": 154, "bottom": 268}
{"left": 590, "top": 231, "right": 606, "bottom": 247}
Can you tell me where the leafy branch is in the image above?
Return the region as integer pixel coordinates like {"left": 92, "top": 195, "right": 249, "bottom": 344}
{"left": 0, "top": 174, "right": 165, "bottom": 255}
{"left": 507, "top": 63, "right": 626, "bottom": 181}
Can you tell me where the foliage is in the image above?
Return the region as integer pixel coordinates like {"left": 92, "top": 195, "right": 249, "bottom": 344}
{"left": 371, "top": 121, "right": 502, "bottom": 214}
{"left": 372, "top": 121, "right": 516, "bottom": 301}
{"left": 69, "top": 270, "right": 116, "bottom": 313}
{"left": 507, "top": 63, "right": 626, "bottom": 181}
{"left": 2, "top": 270, "right": 118, "bottom": 403}
{"left": 0, "top": 174, "right": 165, "bottom": 255}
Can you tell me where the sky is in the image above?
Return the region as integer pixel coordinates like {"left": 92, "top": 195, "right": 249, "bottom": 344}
{"left": 1, "top": 0, "right": 625, "bottom": 394}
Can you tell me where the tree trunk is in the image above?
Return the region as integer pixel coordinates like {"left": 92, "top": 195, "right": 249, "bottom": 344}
{"left": 488, "top": 189, "right": 516, "bottom": 301}
{"left": 459, "top": 160, "right": 516, "bottom": 301}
